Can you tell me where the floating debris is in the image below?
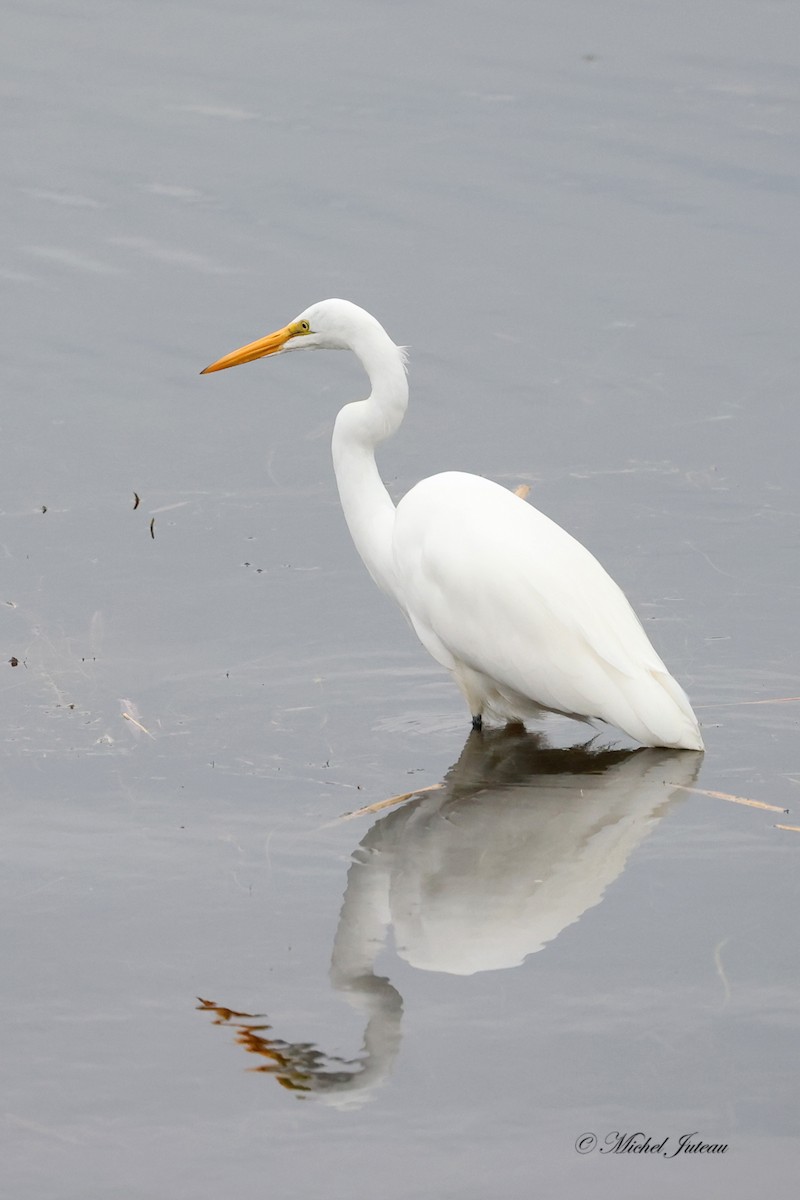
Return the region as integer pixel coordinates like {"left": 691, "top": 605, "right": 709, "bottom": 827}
{"left": 336, "top": 782, "right": 444, "bottom": 822}
{"left": 713, "top": 937, "right": 731, "bottom": 1005}
{"left": 133, "top": 492, "right": 140, "bottom": 510}
{"left": 673, "top": 784, "right": 787, "bottom": 814}
{"left": 696, "top": 695, "right": 800, "bottom": 709}
{"left": 149, "top": 517, "right": 155, "bottom": 539}
{"left": 120, "top": 699, "right": 155, "bottom": 739}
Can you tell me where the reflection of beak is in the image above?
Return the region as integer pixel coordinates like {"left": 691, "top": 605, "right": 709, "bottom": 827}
{"left": 200, "top": 325, "right": 293, "bottom": 374}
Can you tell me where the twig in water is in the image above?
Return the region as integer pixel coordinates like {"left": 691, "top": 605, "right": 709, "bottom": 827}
{"left": 695, "top": 695, "right": 800, "bottom": 710}
{"left": 713, "top": 937, "right": 731, "bottom": 1006}
{"left": 122, "top": 710, "right": 155, "bottom": 739}
{"left": 672, "top": 784, "right": 787, "bottom": 814}
{"left": 331, "top": 782, "right": 445, "bottom": 824}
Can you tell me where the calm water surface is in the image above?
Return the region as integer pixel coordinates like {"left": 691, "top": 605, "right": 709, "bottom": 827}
{"left": 2, "top": 1, "right": 798, "bottom": 1196}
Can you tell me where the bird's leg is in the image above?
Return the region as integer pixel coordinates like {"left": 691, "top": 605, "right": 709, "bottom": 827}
{"left": 454, "top": 665, "right": 487, "bottom": 732}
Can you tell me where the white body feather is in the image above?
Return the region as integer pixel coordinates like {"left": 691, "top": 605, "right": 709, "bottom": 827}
{"left": 393, "top": 471, "right": 702, "bottom": 748}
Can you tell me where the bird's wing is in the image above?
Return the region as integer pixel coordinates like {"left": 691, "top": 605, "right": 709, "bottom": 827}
{"left": 393, "top": 472, "right": 699, "bottom": 746}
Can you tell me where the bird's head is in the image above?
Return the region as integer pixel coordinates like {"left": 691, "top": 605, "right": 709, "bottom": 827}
{"left": 200, "top": 298, "right": 388, "bottom": 374}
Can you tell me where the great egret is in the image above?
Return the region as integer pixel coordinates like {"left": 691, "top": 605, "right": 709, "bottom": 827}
{"left": 201, "top": 299, "right": 703, "bottom": 750}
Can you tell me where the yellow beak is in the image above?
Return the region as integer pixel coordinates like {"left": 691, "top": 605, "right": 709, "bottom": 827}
{"left": 200, "top": 325, "right": 294, "bottom": 374}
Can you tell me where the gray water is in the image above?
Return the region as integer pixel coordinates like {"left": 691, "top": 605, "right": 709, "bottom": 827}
{"left": 2, "top": 1, "right": 799, "bottom": 1196}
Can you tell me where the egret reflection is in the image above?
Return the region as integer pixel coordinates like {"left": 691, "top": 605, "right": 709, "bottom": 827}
{"left": 200, "top": 728, "right": 701, "bottom": 1102}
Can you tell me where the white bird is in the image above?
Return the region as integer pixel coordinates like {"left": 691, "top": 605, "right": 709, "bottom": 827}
{"left": 201, "top": 299, "right": 703, "bottom": 750}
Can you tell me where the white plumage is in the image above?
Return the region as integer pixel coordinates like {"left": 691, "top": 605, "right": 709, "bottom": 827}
{"left": 202, "top": 298, "right": 703, "bottom": 750}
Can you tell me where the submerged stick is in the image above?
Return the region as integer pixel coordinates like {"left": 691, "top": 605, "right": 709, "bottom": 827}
{"left": 334, "top": 782, "right": 445, "bottom": 823}
{"left": 695, "top": 695, "right": 800, "bottom": 709}
{"left": 673, "top": 784, "right": 787, "bottom": 814}
{"left": 713, "top": 937, "right": 731, "bottom": 1006}
{"left": 121, "top": 710, "right": 155, "bottom": 739}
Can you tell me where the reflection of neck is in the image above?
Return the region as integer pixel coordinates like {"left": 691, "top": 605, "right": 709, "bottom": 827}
{"left": 323, "top": 850, "right": 403, "bottom": 1103}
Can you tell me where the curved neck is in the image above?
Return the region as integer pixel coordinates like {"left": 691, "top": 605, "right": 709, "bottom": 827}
{"left": 331, "top": 329, "right": 408, "bottom": 599}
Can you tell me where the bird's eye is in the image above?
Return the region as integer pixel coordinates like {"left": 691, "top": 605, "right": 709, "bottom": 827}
{"left": 299, "top": 320, "right": 310, "bottom": 332}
